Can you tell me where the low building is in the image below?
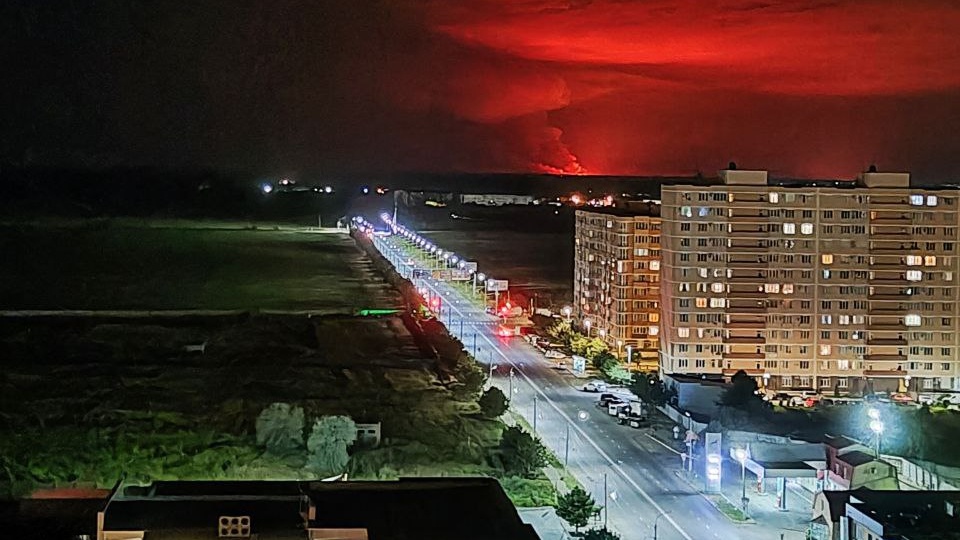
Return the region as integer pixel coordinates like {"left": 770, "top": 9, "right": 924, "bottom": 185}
{"left": 810, "top": 489, "right": 960, "bottom": 540}
{"left": 0, "top": 478, "right": 541, "bottom": 540}
{"left": 824, "top": 436, "right": 898, "bottom": 490}
{"left": 460, "top": 194, "right": 534, "bottom": 206}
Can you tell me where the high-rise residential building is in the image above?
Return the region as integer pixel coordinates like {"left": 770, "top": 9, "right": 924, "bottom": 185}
{"left": 573, "top": 203, "right": 661, "bottom": 368}
{"left": 659, "top": 167, "right": 960, "bottom": 394}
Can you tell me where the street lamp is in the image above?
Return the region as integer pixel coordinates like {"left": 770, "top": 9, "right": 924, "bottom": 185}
{"left": 562, "top": 306, "right": 572, "bottom": 320}
{"left": 734, "top": 447, "right": 749, "bottom": 516}
{"left": 616, "top": 340, "right": 623, "bottom": 359}
{"left": 653, "top": 510, "right": 672, "bottom": 540}
{"left": 584, "top": 319, "right": 592, "bottom": 335}
{"left": 868, "top": 407, "right": 884, "bottom": 457}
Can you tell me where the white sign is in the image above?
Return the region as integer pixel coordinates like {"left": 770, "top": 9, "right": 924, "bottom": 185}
{"left": 486, "top": 279, "right": 509, "bottom": 292}
{"left": 463, "top": 261, "right": 478, "bottom": 273}
{"left": 572, "top": 355, "right": 587, "bottom": 374}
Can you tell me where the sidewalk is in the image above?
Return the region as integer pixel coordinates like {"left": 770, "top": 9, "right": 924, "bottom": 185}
{"left": 648, "top": 416, "right": 812, "bottom": 539}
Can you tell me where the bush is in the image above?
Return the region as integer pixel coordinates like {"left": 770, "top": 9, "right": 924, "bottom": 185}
{"left": 255, "top": 403, "right": 305, "bottom": 454}
{"left": 306, "top": 415, "right": 357, "bottom": 475}
{"left": 498, "top": 425, "right": 548, "bottom": 478}
{"left": 582, "top": 528, "right": 620, "bottom": 540}
{"left": 500, "top": 476, "right": 557, "bottom": 507}
{"left": 478, "top": 387, "right": 509, "bottom": 418}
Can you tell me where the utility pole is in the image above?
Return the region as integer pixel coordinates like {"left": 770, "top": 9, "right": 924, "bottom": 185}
{"left": 603, "top": 473, "right": 608, "bottom": 530}
{"left": 533, "top": 394, "right": 538, "bottom": 433}
{"left": 472, "top": 333, "right": 477, "bottom": 356}
{"left": 564, "top": 423, "right": 570, "bottom": 465}
{"left": 509, "top": 368, "right": 514, "bottom": 400}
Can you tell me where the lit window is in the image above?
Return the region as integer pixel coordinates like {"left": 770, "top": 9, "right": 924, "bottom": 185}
{"left": 853, "top": 315, "right": 865, "bottom": 324}
{"left": 839, "top": 315, "right": 850, "bottom": 325}
{"left": 946, "top": 271, "right": 954, "bottom": 281}
{"left": 650, "top": 260, "right": 661, "bottom": 271}
{"left": 822, "top": 254, "right": 834, "bottom": 264}
{"left": 698, "top": 268, "right": 708, "bottom": 278}
{"left": 699, "top": 207, "right": 709, "bottom": 217}
{"left": 696, "top": 298, "right": 707, "bottom": 308}
{"left": 801, "top": 223, "right": 814, "bottom": 235}
{"left": 650, "top": 313, "right": 660, "bottom": 323}
{"left": 837, "top": 360, "right": 850, "bottom": 370}
{"left": 679, "top": 283, "right": 690, "bottom": 292}
{"left": 606, "top": 220, "right": 613, "bottom": 228}
{"left": 769, "top": 192, "right": 780, "bottom": 204}
{"left": 906, "top": 270, "right": 923, "bottom": 282}
{"left": 925, "top": 256, "right": 937, "bottom": 266}
{"left": 820, "top": 345, "right": 832, "bottom": 355}
{"left": 927, "top": 195, "right": 938, "bottom": 207}
{"left": 821, "top": 314, "right": 832, "bottom": 324}
{"left": 711, "top": 283, "right": 724, "bottom": 293}
{"left": 764, "top": 283, "right": 780, "bottom": 293}
{"left": 678, "top": 327, "right": 690, "bottom": 338}
{"left": 905, "top": 314, "right": 922, "bottom": 326}
{"left": 709, "top": 298, "right": 726, "bottom": 308}
{"left": 906, "top": 255, "right": 922, "bottom": 266}
{"left": 910, "top": 194, "right": 924, "bottom": 206}
{"left": 782, "top": 284, "right": 794, "bottom": 294}
{"left": 783, "top": 223, "right": 796, "bottom": 235}
{"left": 823, "top": 269, "right": 831, "bottom": 279}
{"left": 680, "top": 206, "right": 693, "bottom": 217}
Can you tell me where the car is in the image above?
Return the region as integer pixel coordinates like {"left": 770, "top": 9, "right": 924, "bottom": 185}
{"left": 596, "top": 393, "right": 618, "bottom": 407}
{"left": 544, "top": 350, "right": 567, "bottom": 360}
{"left": 766, "top": 392, "right": 793, "bottom": 406}
{"left": 608, "top": 402, "right": 630, "bottom": 416}
{"left": 617, "top": 412, "right": 648, "bottom": 428}
{"left": 583, "top": 380, "right": 608, "bottom": 392}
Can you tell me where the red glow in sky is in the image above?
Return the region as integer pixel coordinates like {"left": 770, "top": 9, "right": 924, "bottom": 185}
{"left": 7, "top": 1, "right": 960, "bottom": 180}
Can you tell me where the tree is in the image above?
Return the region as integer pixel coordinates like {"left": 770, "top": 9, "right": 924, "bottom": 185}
{"left": 555, "top": 486, "right": 597, "bottom": 532}
{"left": 582, "top": 528, "right": 621, "bottom": 540}
{"left": 306, "top": 415, "right": 357, "bottom": 475}
{"left": 255, "top": 403, "right": 305, "bottom": 454}
{"left": 630, "top": 373, "right": 668, "bottom": 407}
{"left": 719, "top": 370, "right": 762, "bottom": 409}
{"left": 478, "top": 387, "right": 509, "bottom": 418}
{"left": 498, "top": 425, "right": 547, "bottom": 478}
{"left": 453, "top": 355, "right": 487, "bottom": 400}
{"left": 591, "top": 350, "right": 616, "bottom": 371}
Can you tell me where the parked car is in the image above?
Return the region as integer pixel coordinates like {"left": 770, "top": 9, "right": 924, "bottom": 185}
{"left": 766, "top": 392, "right": 793, "bottom": 406}
{"left": 597, "top": 393, "right": 619, "bottom": 407}
{"left": 545, "top": 350, "right": 567, "bottom": 360}
{"left": 617, "top": 412, "right": 648, "bottom": 428}
{"left": 608, "top": 401, "right": 631, "bottom": 416}
{"left": 583, "top": 380, "right": 608, "bottom": 392}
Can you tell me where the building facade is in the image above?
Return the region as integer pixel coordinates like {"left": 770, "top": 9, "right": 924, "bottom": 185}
{"left": 659, "top": 168, "right": 960, "bottom": 393}
{"left": 574, "top": 204, "right": 661, "bottom": 367}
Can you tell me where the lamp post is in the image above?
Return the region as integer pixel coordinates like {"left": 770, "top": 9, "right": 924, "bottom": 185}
{"left": 584, "top": 319, "right": 592, "bottom": 336}
{"left": 653, "top": 510, "right": 672, "bottom": 540}
{"left": 868, "top": 407, "right": 884, "bottom": 457}
{"left": 617, "top": 340, "right": 623, "bottom": 359}
{"left": 734, "top": 447, "right": 749, "bottom": 516}
{"left": 562, "top": 306, "right": 572, "bottom": 321}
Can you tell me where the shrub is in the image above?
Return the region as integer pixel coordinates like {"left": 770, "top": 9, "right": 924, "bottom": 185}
{"left": 255, "top": 403, "right": 305, "bottom": 454}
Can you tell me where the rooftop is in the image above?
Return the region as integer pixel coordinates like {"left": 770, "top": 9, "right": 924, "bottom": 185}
{"left": 575, "top": 202, "right": 661, "bottom": 218}
{"left": 840, "top": 450, "right": 878, "bottom": 467}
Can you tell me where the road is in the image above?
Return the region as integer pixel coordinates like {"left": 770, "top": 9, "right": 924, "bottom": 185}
{"left": 370, "top": 229, "right": 802, "bottom": 540}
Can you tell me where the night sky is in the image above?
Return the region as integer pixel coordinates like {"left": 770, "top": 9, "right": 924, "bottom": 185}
{"left": 4, "top": 0, "right": 960, "bottom": 181}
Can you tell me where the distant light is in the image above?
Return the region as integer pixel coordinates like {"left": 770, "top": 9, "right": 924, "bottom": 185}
{"left": 324, "top": 186, "right": 333, "bottom": 194}
{"left": 260, "top": 183, "right": 273, "bottom": 194}
{"left": 362, "top": 186, "right": 370, "bottom": 194}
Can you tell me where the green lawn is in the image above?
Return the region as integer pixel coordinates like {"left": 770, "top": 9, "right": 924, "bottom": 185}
{"left": 0, "top": 222, "right": 397, "bottom": 311}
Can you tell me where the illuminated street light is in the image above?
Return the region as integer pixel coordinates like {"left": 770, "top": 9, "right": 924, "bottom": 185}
{"left": 562, "top": 306, "right": 572, "bottom": 320}
{"left": 584, "top": 319, "right": 592, "bottom": 335}
{"left": 734, "top": 447, "right": 749, "bottom": 515}
{"left": 868, "top": 408, "right": 884, "bottom": 457}
{"left": 598, "top": 328, "right": 607, "bottom": 338}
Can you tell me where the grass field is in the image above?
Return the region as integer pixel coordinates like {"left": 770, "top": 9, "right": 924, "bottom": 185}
{"left": 0, "top": 221, "right": 397, "bottom": 312}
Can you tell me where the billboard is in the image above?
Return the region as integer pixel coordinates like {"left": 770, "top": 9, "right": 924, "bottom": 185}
{"left": 486, "top": 279, "right": 509, "bottom": 292}
{"left": 462, "top": 261, "right": 478, "bottom": 273}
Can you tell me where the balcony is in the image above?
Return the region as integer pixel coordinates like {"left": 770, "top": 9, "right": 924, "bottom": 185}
{"left": 868, "top": 275, "right": 905, "bottom": 283}
{"left": 866, "top": 338, "right": 907, "bottom": 346}
{"left": 724, "top": 320, "right": 767, "bottom": 329}
{"left": 722, "top": 368, "right": 766, "bottom": 376}
{"left": 867, "top": 322, "right": 906, "bottom": 330}
{"left": 870, "top": 292, "right": 910, "bottom": 300}
{"left": 728, "top": 213, "right": 768, "bottom": 222}
{"left": 723, "top": 336, "right": 766, "bottom": 344}
{"left": 727, "top": 228, "right": 768, "bottom": 237}
{"left": 863, "top": 354, "right": 907, "bottom": 362}
{"left": 722, "top": 352, "right": 764, "bottom": 359}
{"left": 727, "top": 290, "right": 768, "bottom": 299}
{"left": 727, "top": 303, "right": 768, "bottom": 313}
{"left": 870, "top": 230, "right": 910, "bottom": 237}
{"left": 728, "top": 259, "right": 767, "bottom": 268}
{"left": 863, "top": 369, "right": 907, "bottom": 377}
{"left": 870, "top": 214, "right": 911, "bottom": 223}
{"left": 728, "top": 274, "right": 765, "bottom": 283}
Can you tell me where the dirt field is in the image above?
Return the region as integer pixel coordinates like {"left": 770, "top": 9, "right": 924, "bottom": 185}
{"left": 0, "top": 221, "right": 397, "bottom": 312}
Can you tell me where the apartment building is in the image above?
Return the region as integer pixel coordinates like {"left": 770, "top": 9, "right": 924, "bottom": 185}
{"left": 659, "top": 167, "right": 960, "bottom": 394}
{"left": 574, "top": 203, "right": 661, "bottom": 367}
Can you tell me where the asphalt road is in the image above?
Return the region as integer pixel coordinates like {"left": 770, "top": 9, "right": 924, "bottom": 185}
{"left": 372, "top": 231, "right": 799, "bottom": 540}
